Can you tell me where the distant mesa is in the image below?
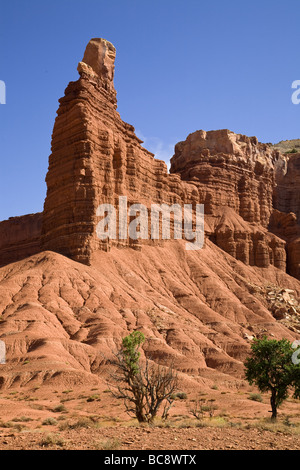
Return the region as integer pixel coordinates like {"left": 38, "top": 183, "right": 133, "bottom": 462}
{"left": 272, "top": 139, "right": 300, "bottom": 154}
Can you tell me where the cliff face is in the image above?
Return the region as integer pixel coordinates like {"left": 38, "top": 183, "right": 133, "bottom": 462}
{"left": 170, "top": 130, "right": 287, "bottom": 271}
{"left": 170, "top": 129, "right": 282, "bottom": 226}
{"left": 274, "top": 152, "right": 300, "bottom": 221}
{"left": 272, "top": 152, "right": 300, "bottom": 279}
{"left": 0, "top": 213, "right": 42, "bottom": 267}
{"left": 41, "top": 38, "right": 198, "bottom": 264}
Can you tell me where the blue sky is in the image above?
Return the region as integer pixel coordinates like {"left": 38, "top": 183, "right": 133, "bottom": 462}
{"left": 0, "top": 0, "right": 299, "bottom": 220}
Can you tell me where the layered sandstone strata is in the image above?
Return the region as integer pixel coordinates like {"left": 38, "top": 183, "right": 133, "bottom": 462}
{"left": 272, "top": 152, "right": 300, "bottom": 279}
{"left": 41, "top": 38, "right": 199, "bottom": 264}
{"left": 170, "top": 129, "right": 284, "bottom": 226}
{"left": 0, "top": 213, "right": 42, "bottom": 267}
{"left": 170, "top": 130, "right": 287, "bottom": 270}
{"left": 274, "top": 152, "right": 300, "bottom": 221}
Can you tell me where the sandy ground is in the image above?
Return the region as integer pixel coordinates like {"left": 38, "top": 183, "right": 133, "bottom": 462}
{"left": 0, "top": 384, "right": 299, "bottom": 450}
{"left": 1, "top": 425, "right": 300, "bottom": 450}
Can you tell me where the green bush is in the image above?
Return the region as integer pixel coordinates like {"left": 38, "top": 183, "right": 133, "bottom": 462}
{"left": 248, "top": 393, "right": 263, "bottom": 402}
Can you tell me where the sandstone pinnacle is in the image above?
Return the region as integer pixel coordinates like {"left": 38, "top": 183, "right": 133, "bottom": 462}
{"left": 78, "top": 38, "right": 116, "bottom": 93}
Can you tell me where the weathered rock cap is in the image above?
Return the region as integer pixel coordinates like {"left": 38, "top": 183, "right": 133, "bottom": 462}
{"left": 78, "top": 38, "right": 116, "bottom": 88}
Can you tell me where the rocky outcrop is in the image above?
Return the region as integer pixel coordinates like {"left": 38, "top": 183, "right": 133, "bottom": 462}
{"left": 0, "top": 213, "right": 42, "bottom": 267}
{"left": 170, "top": 129, "right": 284, "bottom": 226}
{"left": 272, "top": 153, "right": 300, "bottom": 279}
{"left": 274, "top": 152, "right": 300, "bottom": 222}
{"left": 208, "top": 208, "right": 286, "bottom": 271}
{"left": 170, "top": 130, "right": 287, "bottom": 270}
{"left": 41, "top": 38, "right": 198, "bottom": 264}
{"left": 262, "top": 284, "right": 300, "bottom": 325}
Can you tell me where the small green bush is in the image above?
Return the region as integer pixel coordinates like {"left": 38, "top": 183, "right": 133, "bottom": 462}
{"left": 40, "top": 433, "right": 64, "bottom": 447}
{"left": 53, "top": 404, "right": 67, "bottom": 413}
{"left": 94, "top": 438, "right": 121, "bottom": 450}
{"left": 87, "top": 394, "right": 100, "bottom": 402}
{"left": 248, "top": 393, "right": 263, "bottom": 402}
{"left": 173, "top": 392, "right": 187, "bottom": 400}
{"left": 42, "top": 417, "right": 58, "bottom": 426}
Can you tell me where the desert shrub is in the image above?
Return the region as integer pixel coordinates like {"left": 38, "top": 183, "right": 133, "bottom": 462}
{"left": 12, "top": 416, "right": 33, "bottom": 422}
{"left": 87, "top": 394, "right": 100, "bottom": 402}
{"left": 40, "top": 433, "right": 64, "bottom": 447}
{"left": 248, "top": 393, "right": 263, "bottom": 402}
{"left": 59, "top": 416, "right": 97, "bottom": 431}
{"left": 42, "top": 417, "right": 58, "bottom": 426}
{"left": 94, "top": 438, "right": 121, "bottom": 450}
{"left": 173, "top": 392, "right": 187, "bottom": 400}
{"left": 187, "top": 396, "right": 218, "bottom": 420}
{"left": 52, "top": 404, "right": 67, "bottom": 413}
{"left": 109, "top": 331, "right": 178, "bottom": 423}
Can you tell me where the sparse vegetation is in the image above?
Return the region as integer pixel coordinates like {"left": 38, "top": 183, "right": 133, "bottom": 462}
{"left": 109, "top": 331, "right": 178, "bottom": 423}
{"left": 187, "top": 396, "right": 218, "bottom": 420}
{"left": 12, "top": 416, "right": 33, "bottom": 422}
{"left": 245, "top": 417, "right": 300, "bottom": 435}
{"left": 273, "top": 139, "right": 300, "bottom": 154}
{"left": 248, "top": 393, "right": 263, "bottom": 402}
{"left": 59, "top": 416, "right": 98, "bottom": 431}
{"left": 173, "top": 392, "right": 187, "bottom": 400}
{"left": 40, "top": 433, "right": 65, "bottom": 448}
{"left": 93, "top": 438, "right": 121, "bottom": 450}
{"left": 53, "top": 404, "right": 67, "bottom": 413}
{"left": 87, "top": 394, "right": 100, "bottom": 402}
{"left": 42, "top": 417, "right": 58, "bottom": 426}
{"left": 0, "top": 420, "right": 27, "bottom": 431}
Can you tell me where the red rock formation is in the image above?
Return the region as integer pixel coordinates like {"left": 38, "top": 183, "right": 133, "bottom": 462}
{"left": 170, "top": 129, "right": 282, "bottom": 226}
{"left": 170, "top": 130, "right": 287, "bottom": 271}
{"left": 0, "top": 213, "right": 42, "bottom": 267}
{"left": 41, "top": 38, "right": 199, "bottom": 264}
{"left": 274, "top": 152, "right": 300, "bottom": 221}
{"left": 272, "top": 153, "right": 300, "bottom": 279}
